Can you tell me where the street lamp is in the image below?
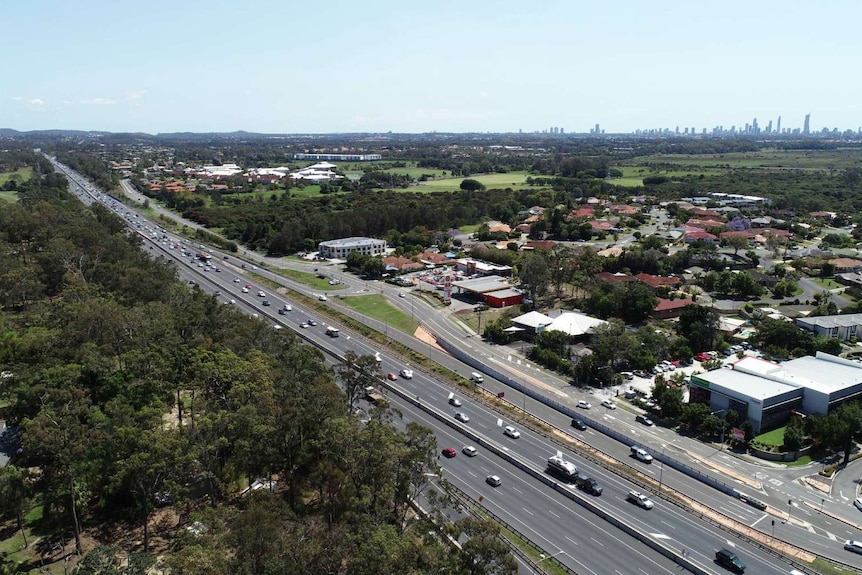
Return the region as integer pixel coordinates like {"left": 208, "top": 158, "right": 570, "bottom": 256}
{"left": 531, "top": 550, "right": 565, "bottom": 574}
{"left": 785, "top": 498, "right": 793, "bottom": 524}
{"left": 658, "top": 444, "right": 667, "bottom": 492}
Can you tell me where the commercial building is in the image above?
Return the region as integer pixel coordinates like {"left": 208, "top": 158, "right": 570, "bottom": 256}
{"left": 688, "top": 353, "right": 862, "bottom": 432}
{"left": 318, "top": 237, "right": 386, "bottom": 259}
{"left": 293, "top": 153, "right": 382, "bottom": 161}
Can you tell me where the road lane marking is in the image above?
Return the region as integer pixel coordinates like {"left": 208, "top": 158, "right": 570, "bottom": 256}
{"left": 565, "top": 536, "right": 579, "bottom": 546}
{"left": 652, "top": 533, "right": 671, "bottom": 539}
{"left": 660, "top": 521, "right": 676, "bottom": 530}
{"left": 511, "top": 486, "right": 523, "bottom": 494}
{"left": 549, "top": 510, "right": 561, "bottom": 519}
{"left": 590, "top": 537, "right": 605, "bottom": 547}
{"left": 750, "top": 513, "right": 768, "bottom": 527}
{"left": 522, "top": 507, "right": 534, "bottom": 516}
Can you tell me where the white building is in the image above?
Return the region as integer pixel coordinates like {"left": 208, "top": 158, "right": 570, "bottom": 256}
{"left": 293, "top": 153, "right": 382, "bottom": 161}
{"left": 289, "top": 162, "right": 343, "bottom": 182}
{"left": 318, "top": 237, "right": 386, "bottom": 259}
{"left": 797, "top": 313, "right": 862, "bottom": 341}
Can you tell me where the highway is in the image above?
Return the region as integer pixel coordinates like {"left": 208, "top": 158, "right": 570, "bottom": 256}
{"left": 49, "top": 158, "right": 858, "bottom": 574}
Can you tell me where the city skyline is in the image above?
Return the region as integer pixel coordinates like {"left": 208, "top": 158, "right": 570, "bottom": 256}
{"left": 3, "top": 1, "right": 861, "bottom": 134}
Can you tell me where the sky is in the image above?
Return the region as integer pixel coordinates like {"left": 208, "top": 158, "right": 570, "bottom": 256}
{"left": 3, "top": 1, "right": 861, "bottom": 134}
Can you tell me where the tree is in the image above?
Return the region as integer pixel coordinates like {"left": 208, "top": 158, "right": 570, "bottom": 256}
{"left": 454, "top": 517, "right": 518, "bottom": 575}
{"left": 660, "top": 386, "right": 684, "bottom": 419}
{"left": 725, "top": 235, "right": 749, "bottom": 255}
{"left": 361, "top": 257, "right": 386, "bottom": 279}
{"left": 335, "top": 350, "right": 383, "bottom": 410}
{"left": 783, "top": 417, "right": 805, "bottom": 451}
{"left": 0, "top": 467, "right": 28, "bottom": 548}
{"left": 460, "top": 179, "right": 485, "bottom": 192}
{"left": 677, "top": 305, "right": 719, "bottom": 352}
{"left": 518, "top": 252, "right": 550, "bottom": 308}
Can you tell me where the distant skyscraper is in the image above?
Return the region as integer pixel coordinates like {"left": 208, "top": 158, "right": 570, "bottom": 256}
{"left": 595, "top": 123, "right": 600, "bottom": 135}
{"left": 776, "top": 116, "right": 781, "bottom": 134}
{"left": 803, "top": 114, "right": 810, "bottom": 135}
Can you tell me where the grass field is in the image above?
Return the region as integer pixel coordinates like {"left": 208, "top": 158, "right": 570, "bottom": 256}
{"left": 277, "top": 268, "right": 345, "bottom": 291}
{"left": 340, "top": 294, "right": 418, "bottom": 334}
{"left": 608, "top": 165, "right": 720, "bottom": 187}
{"left": 0, "top": 167, "right": 32, "bottom": 186}
{"left": 0, "top": 191, "right": 18, "bottom": 203}
{"left": 755, "top": 426, "right": 785, "bottom": 447}
{"left": 381, "top": 167, "right": 449, "bottom": 179}
{"left": 811, "top": 277, "right": 841, "bottom": 289}
{"left": 414, "top": 171, "right": 532, "bottom": 191}
{"left": 620, "top": 148, "right": 862, "bottom": 171}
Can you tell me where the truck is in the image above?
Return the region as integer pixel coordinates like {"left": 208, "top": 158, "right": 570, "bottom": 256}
{"left": 363, "top": 386, "right": 388, "bottom": 407}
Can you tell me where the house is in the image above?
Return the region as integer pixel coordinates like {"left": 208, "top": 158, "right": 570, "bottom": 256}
{"left": 487, "top": 221, "right": 511, "bottom": 234}
{"left": 748, "top": 270, "right": 778, "bottom": 288}
{"left": 541, "top": 310, "right": 607, "bottom": 338}
{"left": 721, "top": 230, "right": 757, "bottom": 240}
{"left": 482, "top": 288, "right": 523, "bottom": 308}
{"left": 652, "top": 298, "right": 696, "bottom": 319}
{"left": 798, "top": 314, "right": 862, "bottom": 340}
{"left": 522, "top": 240, "right": 557, "bottom": 251}
{"left": 511, "top": 310, "right": 553, "bottom": 333}
{"left": 809, "top": 211, "right": 836, "bottom": 220}
{"left": 567, "top": 206, "right": 595, "bottom": 220}
{"left": 685, "top": 218, "right": 726, "bottom": 230}
{"left": 635, "top": 273, "right": 680, "bottom": 289}
{"left": 589, "top": 220, "right": 617, "bottom": 232}
{"left": 596, "top": 272, "right": 636, "bottom": 284}
{"left": 828, "top": 258, "right": 862, "bottom": 272}
{"left": 383, "top": 256, "right": 423, "bottom": 272}
{"left": 417, "top": 251, "right": 449, "bottom": 266}
{"left": 454, "top": 258, "right": 512, "bottom": 277}
{"left": 835, "top": 272, "right": 862, "bottom": 288}
{"left": 609, "top": 204, "right": 639, "bottom": 216}
{"left": 691, "top": 208, "right": 722, "bottom": 218}
{"left": 717, "top": 316, "right": 747, "bottom": 337}
{"left": 683, "top": 227, "right": 717, "bottom": 243}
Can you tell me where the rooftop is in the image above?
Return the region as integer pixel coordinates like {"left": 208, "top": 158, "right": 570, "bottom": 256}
{"left": 452, "top": 275, "right": 511, "bottom": 294}
{"left": 694, "top": 367, "right": 798, "bottom": 401}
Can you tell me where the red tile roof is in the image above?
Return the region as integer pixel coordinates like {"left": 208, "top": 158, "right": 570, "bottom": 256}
{"left": 523, "top": 240, "right": 557, "bottom": 251}
{"left": 635, "top": 273, "right": 680, "bottom": 288}
{"left": 654, "top": 298, "right": 695, "bottom": 312}
{"left": 596, "top": 272, "right": 636, "bottom": 284}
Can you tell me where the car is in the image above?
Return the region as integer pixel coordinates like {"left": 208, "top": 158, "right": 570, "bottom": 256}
{"left": 855, "top": 497, "right": 862, "bottom": 511}
{"left": 462, "top": 445, "right": 478, "bottom": 457}
{"left": 454, "top": 412, "right": 469, "bottom": 423}
{"left": 245, "top": 284, "right": 252, "bottom": 289}
{"left": 631, "top": 446, "right": 654, "bottom": 463}
{"left": 503, "top": 426, "right": 520, "bottom": 439}
{"left": 398, "top": 292, "right": 406, "bottom": 298}
{"left": 319, "top": 295, "right": 328, "bottom": 301}
{"left": 400, "top": 369, "right": 414, "bottom": 379}
{"left": 283, "top": 304, "right": 292, "bottom": 311}
{"left": 278, "top": 308, "right": 287, "bottom": 315}
{"left": 601, "top": 399, "right": 617, "bottom": 409}
{"left": 241, "top": 287, "right": 249, "bottom": 293}
{"left": 621, "top": 371, "right": 634, "bottom": 381}
{"left": 307, "top": 319, "right": 318, "bottom": 326}
{"left": 387, "top": 372, "right": 398, "bottom": 381}
{"left": 188, "top": 280, "right": 196, "bottom": 285}
{"left": 258, "top": 291, "right": 266, "bottom": 297}
{"left": 633, "top": 369, "right": 649, "bottom": 379}
{"left": 694, "top": 352, "right": 711, "bottom": 362}
{"left": 441, "top": 447, "right": 457, "bottom": 458}
{"left": 229, "top": 299, "right": 236, "bottom": 305}
{"left": 845, "top": 540, "right": 862, "bottom": 554}
{"left": 627, "top": 490, "right": 654, "bottom": 509}
{"left": 448, "top": 397, "right": 462, "bottom": 407}
{"left": 299, "top": 322, "right": 309, "bottom": 329}
{"left": 214, "top": 267, "right": 221, "bottom": 273}
{"left": 214, "top": 290, "right": 222, "bottom": 296}
{"left": 636, "top": 414, "right": 655, "bottom": 426}
{"left": 328, "top": 279, "right": 339, "bottom": 285}
{"left": 715, "top": 548, "right": 746, "bottom": 572}
{"left": 575, "top": 473, "right": 603, "bottom": 496}
{"left": 577, "top": 400, "right": 591, "bottom": 409}
{"left": 233, "top": 277, "right": 241, "bottom": 283}
{"left": 485, "top": 475, "right": 502, "bottom": 487}
{"left": 571, "top": 418, "right": 587, "bottom": 431}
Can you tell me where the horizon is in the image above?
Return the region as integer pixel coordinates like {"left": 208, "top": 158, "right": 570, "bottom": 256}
{"left": 4, "top": 1, "right": 861, "bottom": 134}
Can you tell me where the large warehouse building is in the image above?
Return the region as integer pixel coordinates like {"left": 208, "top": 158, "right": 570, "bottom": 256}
{"left": 689, "top": 353, "right": 862, "bottom": 433}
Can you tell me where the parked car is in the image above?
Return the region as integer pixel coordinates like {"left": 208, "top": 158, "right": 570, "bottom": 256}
{"left": 715, "top": 548, "right": 746, "bottom": 573}
{"left": 854, "top": 497, "right": 862, "bottom": 512}
{"left": 441, "top": 447, "right": 457, "bottom": 458}
{"left": 319, "top": 294, "right": 328, "bottom": 301}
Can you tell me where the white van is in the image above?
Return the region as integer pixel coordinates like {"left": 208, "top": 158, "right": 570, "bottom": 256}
{"left": 469, "top": 372, "right": 484, "bottom": 384}
{"left": 325, "top": 326, "right": 340, "bottom": 337}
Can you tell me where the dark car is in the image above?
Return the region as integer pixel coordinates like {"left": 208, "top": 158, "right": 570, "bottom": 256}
{"left": 571, "top": 418, "right": 587, "bottom": 431}
{"left": 575, "top": 473, "right": 603, "bottom": 496}
{"left": 715, "top": 548, "right": 745, "bottom": 573}
{"left": 262, "top": 300, "right": 271, "bottom": 306}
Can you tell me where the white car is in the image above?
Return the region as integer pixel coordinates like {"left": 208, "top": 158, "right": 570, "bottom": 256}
{"left": 319, "top": 294, "right": 328, "bottom": 301}
{"left": 454, "top": 412, "right": 469, "bottom": 423}
{"left": 601, "top": 399, "right": 617, "bottom": 410}
{"left": 462, "top": 445, "right": 478, "bottom": 457}
{"left": 233, "top": 278, "right": 241, "bottom": 283}
{"left": 486, "top": 475, "right": 502, "bottom": 487}
{"left": 627, "top": 490, "right": 654, "bottom": 509}
{"left": 400, "top": 369, "right": 413, "bottom": 379}
{"left": 503, "top": 426, "right": 520, "bottom": 439}
{"left": 577, "top": 400, "right": 592, "bottom": 409}
{"left": 258, "top": 291, "right": 266, "bottom": 297}
{"left": 241, "top": 287, "right": 249, "bottom": 293}
{"left": 845, "top": 540, "right": 862, "bottom": 554}
{"left": 299, "top": 322, "right": 309, "bottom": 329}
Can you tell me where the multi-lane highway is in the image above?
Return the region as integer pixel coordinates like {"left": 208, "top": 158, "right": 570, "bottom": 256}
{"left": 49, "top": 158, "right": 860, "bottom": 574}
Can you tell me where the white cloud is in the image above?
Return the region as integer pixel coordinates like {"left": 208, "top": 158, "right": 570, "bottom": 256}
{"left": 82, "top": 97, "right": 118, "bottom": 105}
{"left": 28, "top": 98, "right": 46, "bottom": 106}
{"left": 10, "top": 96, "right": 24, "bottom": 102}
{"left": 124, "top": 91, "right": 145, "bottom": 101}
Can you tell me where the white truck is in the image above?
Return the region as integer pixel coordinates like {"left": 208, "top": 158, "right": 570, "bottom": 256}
{"left": 546, "top": 454, "right": 578, "bottom": 480}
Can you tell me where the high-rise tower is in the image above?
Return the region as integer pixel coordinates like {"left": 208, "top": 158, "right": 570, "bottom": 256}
{"left": 776, "top": 116, "right": 781, "bottom": 134}
{"left": 803, "top": 114, "right": 810, "bottom": 135}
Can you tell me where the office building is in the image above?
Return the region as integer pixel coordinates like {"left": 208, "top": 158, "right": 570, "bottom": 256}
{"left": 803, "top": 114, "right": 810, "bottom": 135}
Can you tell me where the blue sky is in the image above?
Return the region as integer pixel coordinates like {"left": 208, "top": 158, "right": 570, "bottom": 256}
{"left": 3, "top": 1, "right": 860, "bottom": 134}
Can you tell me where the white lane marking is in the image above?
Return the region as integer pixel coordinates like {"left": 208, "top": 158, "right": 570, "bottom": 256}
{"left": 590, "top": 537, "right": 605, "bottom": 547}
{"left": 565, "top": 536, "right": 579, "bottom": 546}
{"left": 660, "top": 520, "right": 676, "bottom": 530}
{"left": 511, "top": 486, "right": 523, "bottom": 494}
{"left": 549, "top": 510, "right": 561, "bottom": 519}
{"left": 828, "top": 532, "right": 837, "bottom": 541}
{"left": 522, "top": 507, "right": 534, "bottom": 516}
{"left": 467, "top": 471, "right": 477, "bottom": 478}
{"left": 750, "top": 513, "right": 768, "bottom": 527}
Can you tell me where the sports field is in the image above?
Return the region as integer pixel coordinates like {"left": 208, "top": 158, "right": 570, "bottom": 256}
{"left": 0, "top": 167, "right": 31, "bottom": 185}
{"left": 413, "top": 171, "right": 532, "bottom": 191}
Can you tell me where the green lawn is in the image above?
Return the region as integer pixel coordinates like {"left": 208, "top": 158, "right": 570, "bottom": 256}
{"left": 340, "top": 294, "right": 418, "bottom": 334}
{"left": 413, "top": 171, "right": 532, "bottom": 191}
{"left": 608, "top": 165, "right": 719, "bottom": 188}
{"left": 619, "top": 149, "right": 862, "bottom": 171}
{"left": 275, "top": 268, "right": 346, "bottom": 291}
{"left": 755, "top": 426, "right": 785, "bottom": 447}
{"left": 811, "top": 277, "right": 841, "bottom": 289}
{"left": 381, "top": 167, "right": 449, "bottom": 179}
{"left": 0, "top": 167, "right": 32, "bottom": 186}
{"left": 0, "top": 191, "right": 18, "bottom": 203}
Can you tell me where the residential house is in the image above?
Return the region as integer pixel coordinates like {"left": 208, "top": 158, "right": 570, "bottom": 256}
{"left": 683, "top": 227, "right": 717, "bottom": 243}
{"left": 596, "top": 272, "right": 636, "bottom": 285}
{"left": 797, "top": 314, "right": 862, "bottom": 341}
{"left": 829, "top": 258, "right": 862, "bottom": 272}
{"left": 382, "top": 256, "right": 424, "bottom": 272}
{"left": 635, "top": 273, "right": 680, "bottom": 289}
{"left": 653, "top": 298, "right": 696, "bottom": 319}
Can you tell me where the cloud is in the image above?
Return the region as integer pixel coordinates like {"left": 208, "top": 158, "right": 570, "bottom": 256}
{"left": 82, "top": 97, "right": 118, "bottom": 106}
{"left": 28, "top": 98, "right": 46, "bottom": 106}
{"left": 11, "top": 96, "right": 24, "bottom": 102}
{"left": 124, "top": 91, "right": 145, "bottom": 101}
